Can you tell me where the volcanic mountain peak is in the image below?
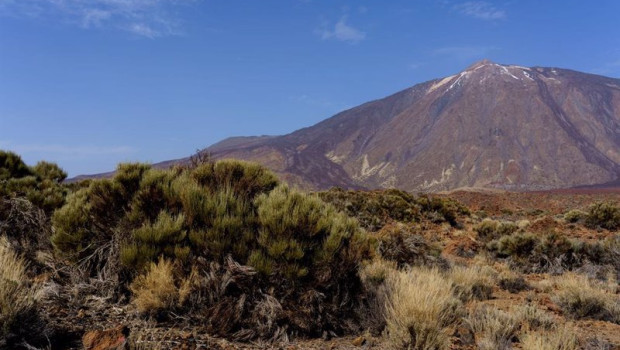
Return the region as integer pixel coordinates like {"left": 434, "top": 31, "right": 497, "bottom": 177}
{"left": 466, "top": 58, "right": 495, "bottom": 70}
{"left": 112, "top": 61, "right": 619, "bottom": 192}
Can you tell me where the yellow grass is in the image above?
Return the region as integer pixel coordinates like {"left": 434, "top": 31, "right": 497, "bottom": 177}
{"left": 384, "top": 267, "right": 461, "bottom": 350}
{"left": 130, "top": 257, "right": 178, "bottom": 313}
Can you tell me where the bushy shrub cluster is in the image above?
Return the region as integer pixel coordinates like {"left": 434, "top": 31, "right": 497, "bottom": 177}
{"left": 487, "top": 231, "right": 620, "bottom": 275}
{"left": 585, "top": 202, "right": 620, "bottom": 231}
{"left": 416, "top": 195, "right": 470, "bottom": 227}
{"left": 474, "top": 219, "right": 519, "bottom": 241}
{"left": 0, "top": 150, "right": 67, "bottom": 214}
{"left": 318, "top": 188, "right": 419, "bottom": 231}
{"left": 52, "top": 159, "right": 373, "bottom": 339}
{"left": 375, "top": 223, "right": 443, "bottom": 268}
{"left": 318, "top": 188, "right": 467, "bottom": 232}
{"left": 563, "top": 209, "right": 586, "bottom": 223}
{"left": 52, "top": 161, "right": 278, "bottom": 273}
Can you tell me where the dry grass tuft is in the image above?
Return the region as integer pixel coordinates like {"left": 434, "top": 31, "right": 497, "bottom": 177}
{"left": 383, "top": 267, "right": 462, "bottom": 350}
{"left": 552, "top": 273, "right": 619, "bottom": 323}
{"left": 466, "top": 305, "right": 520, "bottom": 350}
{"left": 130, "top": 257, "right": 179, "bottom": 314}
{"left": 0, "top": 236, "right": 43, "bottom": 340}
{"left": 515, "top": 304, "right": 555, "bottom": 331}
{"left": 448, "top": 264, "right": 496, "bottom": 301}
{"left": 521, "top": 324, "right": 580, "bottom": 350}
{"left": 498, "top": 270, "right": 530, "bottom": 293}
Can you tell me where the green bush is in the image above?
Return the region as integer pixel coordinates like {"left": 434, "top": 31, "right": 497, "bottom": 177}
{"left": 0, "top": 151, "right": 33, "bottom": 180}
{"left": 564, "top": 209, "right": 586, "bottom": 223}
{"left": 416, "top": 195, "right": 470, "bottom": 227}
{"left": 318, "top": 188, "right": 419, "bottom": 231}
{"left": 318, "top": 189, "right": 468, "bottom": 231}
{"left": 52, "top": 161, "right": 278, "bottom": 274}
{"left": 0, "top": 150, "right": 67, "bottom": 214}
{"left": 475, "top": 219, "right": 518, "bottom": 241}
{"left": 250, "top": 185, "right": 371, "bottom": 284}
{"left": 51, "top": 159, "right": 374, "bottom": 339}
{"left": 585, "top": 202, "right": 620, "bottom": 231}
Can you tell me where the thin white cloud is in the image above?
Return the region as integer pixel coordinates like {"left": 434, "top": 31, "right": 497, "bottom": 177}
{"left": 0, "top": 0, "right": 196, "bottom": 38}
{"left": 433, "top": 45, "right": 499, "bottom": 60}
{"left": 453, "top": 1, "right": 506, "bottom": 20}
{"left": 318, "top": 15, "right": 366, "bottom": 44}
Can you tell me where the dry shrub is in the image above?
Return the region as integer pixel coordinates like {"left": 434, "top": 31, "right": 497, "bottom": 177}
{"left": 498, "top": 270, "right": 530, "bottom": 293}
{"left": 383, "top": 267, "right": 462, "bottom": 350}
{"left": 361, "top": 258, "right": 397, "bottom": 286}
{"left": 552, "top": 273, "right": 619, "bottom": 323}
{"left": 0, "top": 197, "right": 51, "bottom": 272}
{"left": 318, "top": 188, "right": 420, "bottom": 231}
{"left": 0, "top": 236, "right": 45, "bottom": 346}
{"left": 359, "top": 259, "right": 396, "bottom": 335}
{"left": 130, "top": 258, "right": 178, "bottom": 315}
{"left": 375, "top": 223, "right": 444, "bottom": 268}
{"left": 177, "top": 256, "right": 287, "bottom": 341}
{"left": 448, "top": 264, "right": 495, "bottom": 301}
{"left": 466, "top": 305, "right": 520, "bottom": 350}
{"left": 521, "top": 324, "right": 579, "bottom": 350}
{"left": 515, "top": 304, "right": 555, "bottom": 331}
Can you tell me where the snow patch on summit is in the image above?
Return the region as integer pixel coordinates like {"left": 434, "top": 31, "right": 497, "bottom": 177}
{"left": 446, "top": 71, "right": 470, "bottom": 92}
{"left": 500, "top": 66, "right": 520, "bottom": 80}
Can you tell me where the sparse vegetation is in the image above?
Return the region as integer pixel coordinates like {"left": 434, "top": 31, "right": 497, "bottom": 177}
{"left": 521, "top": 324, "right": 580, "bottom": 350}
{"left": 466, "top": 305, "right": 520, "bottom": 350}
{"left": 475, "top": 219, "right": 519, "bottom": 241}
{"left": 2, "top": 149, "right": 620, "bottom": 348}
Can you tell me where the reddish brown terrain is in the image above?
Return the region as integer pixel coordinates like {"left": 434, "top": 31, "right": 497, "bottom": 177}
{"left": 101, "top": 187, "right": 620, "bottom": 349}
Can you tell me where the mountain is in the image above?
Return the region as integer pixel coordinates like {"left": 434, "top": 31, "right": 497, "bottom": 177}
{"left": 79, "top": 60, "right": 620, "bottom": 191}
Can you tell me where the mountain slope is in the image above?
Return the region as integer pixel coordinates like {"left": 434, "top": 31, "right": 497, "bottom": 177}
{"left": 190, "top": 60, "right": 619, "bottom": 191}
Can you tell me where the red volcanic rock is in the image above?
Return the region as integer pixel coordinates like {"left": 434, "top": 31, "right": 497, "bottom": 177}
{"left": 82, "top": 325, "right": 129, "bottom": 350}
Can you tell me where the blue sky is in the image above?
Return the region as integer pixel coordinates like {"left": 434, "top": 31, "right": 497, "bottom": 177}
{"left": 1, "top": 0, "right": 619, "bottom": 176}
